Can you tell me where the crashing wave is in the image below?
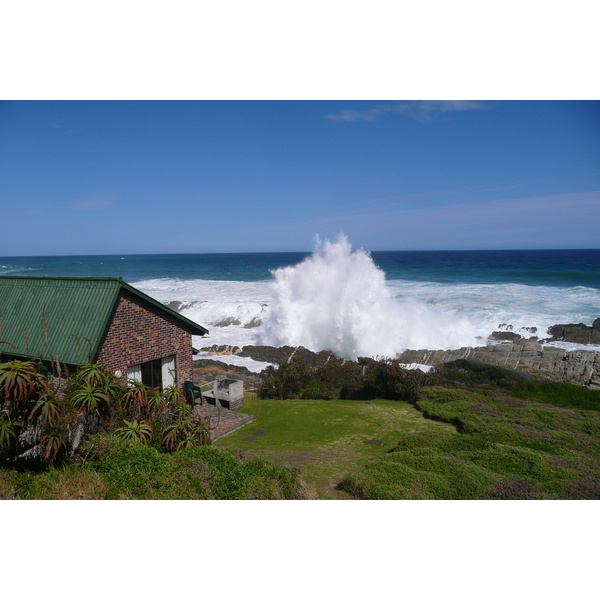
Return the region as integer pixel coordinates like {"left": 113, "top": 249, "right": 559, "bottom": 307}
{"left": 258, "top": 234, "right": 487, "bottom": 360}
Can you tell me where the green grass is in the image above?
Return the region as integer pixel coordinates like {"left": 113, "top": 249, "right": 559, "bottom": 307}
{"left": 339, "top": 386, "right": 600, "bottom": 499}
{"left": 219, "top": 368, "right": 600, "bottom": 500}
{"left": 0, "top": 436, "right": 309, "bottom": 500}
{"left": 437, "top": 359, "right": 600, "bottom": 411}
{"left": 216, "top": 395, "right": 456, "bottom": 499}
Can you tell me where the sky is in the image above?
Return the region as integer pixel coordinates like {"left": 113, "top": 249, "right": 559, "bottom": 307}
{"left": 1, "top": 100, "right": 599, "bottom": 256}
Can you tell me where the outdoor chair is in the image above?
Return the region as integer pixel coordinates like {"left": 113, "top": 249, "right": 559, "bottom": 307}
{"left": 183, "top": 381, "right": 203, "bottom": 406}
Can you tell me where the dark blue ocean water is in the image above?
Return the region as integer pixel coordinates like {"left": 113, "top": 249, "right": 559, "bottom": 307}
{"left": 2, "top": 249, "right": 599, "bottom": 288}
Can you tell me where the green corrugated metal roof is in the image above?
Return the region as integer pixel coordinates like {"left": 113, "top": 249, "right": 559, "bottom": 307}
{"left": 0, "top": 276, "right": 208, "bottom": 365}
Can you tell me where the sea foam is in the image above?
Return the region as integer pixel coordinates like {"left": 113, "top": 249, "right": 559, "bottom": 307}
{"left": 130, "top": 238, "right": 600, "bottom": 367}
{"left": 258, "top": 235, "right": 487, "bottom": 359}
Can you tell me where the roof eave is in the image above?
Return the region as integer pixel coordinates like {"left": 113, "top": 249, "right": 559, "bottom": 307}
{"left": 119, "top": 280, "right": 209, "bottom": 336}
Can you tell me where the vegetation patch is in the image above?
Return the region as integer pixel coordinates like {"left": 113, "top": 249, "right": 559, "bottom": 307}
{"left": 338, "top": 361, "right": 600, "bottom": 499}
{"left": 258, "top": 357, "right": 427, "bottom": 402}
{"left": 85, "top": 436, "right": 307, "bottom": 500}
{"left": 217, "top": 396, "right": 456, "bottom": 499}
{"left": 0, "top": 361, "right": 308, "bottom": 500}
{"left": 435, "top": 359, "right": 600, "bottom": 411}
{"left": 3, "top": 356, "right": 599, "bottom": 500}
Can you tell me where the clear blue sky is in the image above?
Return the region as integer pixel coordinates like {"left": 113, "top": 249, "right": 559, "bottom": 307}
{"left": 1, "top": 100, "right": 598, "bottom": 256}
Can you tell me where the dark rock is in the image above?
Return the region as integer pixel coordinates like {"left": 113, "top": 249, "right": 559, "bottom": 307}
{"left": 243, "top": 317, "right": 263, "bottom": 328}
{"left": 200, "top": 344, "right": 242, "bottom": 355}
{"left": 547, "top": 319, "right": 600, "bottom": 345}
{"left": 520, "top": 326, "right": 538, "bottom": 334}
{"left": 239, "top": 345, "right": 341, "bottom": 368}
{"left": 192, "top": 358, "right": 262, "bottom": 388}
{"left": 212, "top": 317, "right": 242, "bottom": 327}
{"left": 164, "top": 300, "right": 200, "bottom": 312}
{"left": 489, "top": 331, "right": 523, "bottom": 342}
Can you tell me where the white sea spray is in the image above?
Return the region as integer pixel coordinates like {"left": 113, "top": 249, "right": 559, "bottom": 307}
{"left": 129, "top": 241, "right": 600, "bottom": 370}
{"left": 258, "top": 235, "right": 487, "bottom": 360}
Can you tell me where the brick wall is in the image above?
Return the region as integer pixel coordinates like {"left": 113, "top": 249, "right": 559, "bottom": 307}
{"left": 94, "top": 290, "right": 195, "bottom": 387}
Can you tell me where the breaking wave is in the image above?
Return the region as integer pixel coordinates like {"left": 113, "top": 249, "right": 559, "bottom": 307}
{"left": 258, "top": 235, "right": 488, "bottom": 359}
{"left": 130, "top": 238, "right": 600, "bottom": 361}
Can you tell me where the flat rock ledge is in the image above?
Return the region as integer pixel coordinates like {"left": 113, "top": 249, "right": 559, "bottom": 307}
{"left": 396, "top": 340, "right": 600, "bottom": 389}
{"left": 236, "top": 341, "right": 600, "bottom": 389}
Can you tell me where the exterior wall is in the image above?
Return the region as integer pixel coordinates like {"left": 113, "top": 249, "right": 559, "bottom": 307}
{"left": 94, "top": 290, "right": 194, "bottom": 387}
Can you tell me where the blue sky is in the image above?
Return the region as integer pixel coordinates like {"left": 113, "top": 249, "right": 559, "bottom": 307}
{"left": 1, "top": 100, "right": 599, "bottom": 255}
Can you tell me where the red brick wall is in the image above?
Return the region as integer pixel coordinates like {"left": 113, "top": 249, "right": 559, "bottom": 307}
{"left": 94, "top": 290, "right": 194, "bottom": 387}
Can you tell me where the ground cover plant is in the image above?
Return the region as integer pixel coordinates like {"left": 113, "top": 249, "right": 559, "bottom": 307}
{"left": 0, "top": 360, "right": 308, "bottom": 499}
{"left": 0, "top": 437, "right": 307, "bottom": 499}
{"left": 338, "top": 360, "right": 600, "bottom": 499}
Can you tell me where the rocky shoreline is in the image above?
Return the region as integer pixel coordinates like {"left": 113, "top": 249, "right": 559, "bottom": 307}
{"left": 194, "top": 319, "right": 600, "bottom": 389}
{"left": 396, "top": 340, "right": 600, "bottom": 389}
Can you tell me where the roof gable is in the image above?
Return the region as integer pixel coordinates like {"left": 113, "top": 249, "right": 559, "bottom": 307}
{"left": 0, "top": 276, "right": 208, "bottom": 365}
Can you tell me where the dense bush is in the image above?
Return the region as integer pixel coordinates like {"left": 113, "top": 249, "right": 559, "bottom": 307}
{"left": 258, "top": 357, "right": 428, "bottom": 402}
{"left": 0, "top": 360, "right": 209, "bottom": 469}
{"left": 0, "top": 360, "right": 311, "bottom": 499}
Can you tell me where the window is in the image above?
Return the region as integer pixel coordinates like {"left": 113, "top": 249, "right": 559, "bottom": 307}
{"left": 127, "top": 355, "right": 177, "bottom": 390}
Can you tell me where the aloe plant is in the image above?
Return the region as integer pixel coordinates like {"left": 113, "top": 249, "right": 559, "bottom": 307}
{"left": 162, "top": 405, "right": 209, "bottom": 452}
{"left": 0, "top": 360, "right": 41, "bottom": 403}
{"left": 73, "top": 363, "right": 111, "bottom": 387}
{"left": 115, "top": 419, "right": 153, "bottom": 444}
{"left": 122, "top": 381, "right": 151, "bottom": 418}
{"left": 162, "top": 385, "right": 183, "bottom": 406}
{"left": 70, "top": 384, "right": 110, "bottom": 414}
{"left": 0, "top": 411, "right": 21, "bottom": 451}
{"left": 29, "top": 393, "right": 61, "bottom": 427}
{"left": 148, "top": 390, "right": 168, "bottom": 413}
{"left": 42, "top": 422, "right": 66, "bottom": 461}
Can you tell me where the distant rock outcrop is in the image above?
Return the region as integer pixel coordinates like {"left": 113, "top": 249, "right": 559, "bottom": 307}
{"left": 239, "top": 345, "right": 341, "bottom": 369}
{"left": 546, "top": 318, "right": 600, "bottom": 345}
{"left": 396, "top": 339, "right": 600, "bottom": 389}
{"left": 192, "top": 358, "right": 263, "bottom": 389}
{"left": 200, "top": 344, "right": 242, "bottom": 356}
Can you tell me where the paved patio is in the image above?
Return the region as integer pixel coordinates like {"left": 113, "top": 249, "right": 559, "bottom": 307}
{"left": 194, "top": 402, "right": 255, "bottom": 441}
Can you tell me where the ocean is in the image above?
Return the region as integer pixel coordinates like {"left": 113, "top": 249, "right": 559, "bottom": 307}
{"left": 2, "top": 237, "right": 599, "bottom": 372}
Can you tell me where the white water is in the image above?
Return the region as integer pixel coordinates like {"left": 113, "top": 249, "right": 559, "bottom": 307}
{"left": 131, "top": 236, "right": 600, "bottom": 371}
{"left": 258, "top": 235, "right": 488, "bottom": 359}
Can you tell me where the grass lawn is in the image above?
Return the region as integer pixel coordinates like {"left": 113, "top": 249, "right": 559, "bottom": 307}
{"left": 215, "top": 394, "right": 456, "bottom": 499}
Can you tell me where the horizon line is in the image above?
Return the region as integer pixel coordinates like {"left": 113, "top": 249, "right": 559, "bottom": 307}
{"left": 2, "top": 247, "right": 600, "bottom": 260}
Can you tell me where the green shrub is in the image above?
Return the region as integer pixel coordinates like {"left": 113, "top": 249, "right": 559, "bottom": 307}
{"left": 436, "top": 359, "right": 600, "bottom": 412}
{"left": 84, "top": 437, "right": 306, "bottom": 500}
{"left": 258, "top": 358, "right": 428, "bottom": 402}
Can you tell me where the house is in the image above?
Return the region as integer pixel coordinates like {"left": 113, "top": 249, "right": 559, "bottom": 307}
{"left": 0, "top": 276, "right": 208, "bottom": 389}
